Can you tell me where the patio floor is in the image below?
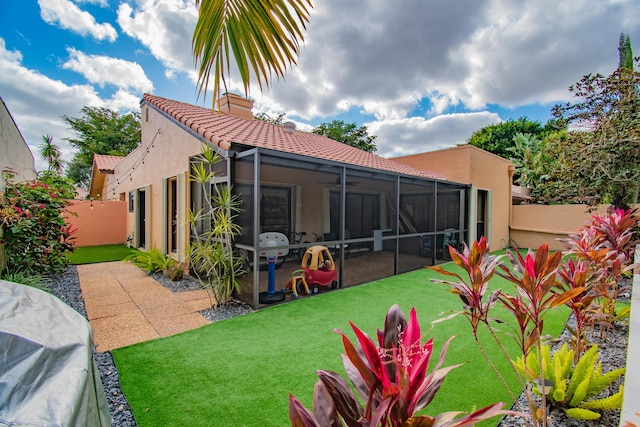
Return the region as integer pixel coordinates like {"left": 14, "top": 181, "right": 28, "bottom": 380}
{"left": 77, "top": 262, "right": 211, "bottom": 352}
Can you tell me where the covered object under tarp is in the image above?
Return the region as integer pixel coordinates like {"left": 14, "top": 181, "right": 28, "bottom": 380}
{"left": 0, "top": 280, "right": 110, "bottom": 426}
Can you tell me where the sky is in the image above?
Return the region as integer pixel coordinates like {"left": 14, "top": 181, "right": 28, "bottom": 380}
{"left": 1, "top": 0, "right": 639, "bottom": 172}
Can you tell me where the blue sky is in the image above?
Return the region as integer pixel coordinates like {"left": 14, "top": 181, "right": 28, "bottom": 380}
{"left": 1, "top": 0, "right": 638, "bottom": 171}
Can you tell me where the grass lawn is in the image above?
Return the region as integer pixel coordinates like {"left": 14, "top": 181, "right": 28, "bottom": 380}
{"left": 66, "top": 244, "right": 139, "bottom": 265}
{"left": 112, "top": 259, "right": 569, "bottom": 427}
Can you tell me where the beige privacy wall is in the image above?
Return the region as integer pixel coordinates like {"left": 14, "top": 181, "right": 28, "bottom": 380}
{"left": 510, "top": 204, "right": 613, "bottom": 251}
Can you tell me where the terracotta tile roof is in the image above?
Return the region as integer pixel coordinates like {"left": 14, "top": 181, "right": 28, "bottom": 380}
{"left": 143, "top": 94, "right": 445, "bottom": 180}
{"left": 93, "top": 154, "right": 124, "bottom": 173}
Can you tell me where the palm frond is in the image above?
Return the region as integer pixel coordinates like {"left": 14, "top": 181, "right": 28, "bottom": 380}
{"left": 193, "top": 0, "right": 312, "bottom": 104}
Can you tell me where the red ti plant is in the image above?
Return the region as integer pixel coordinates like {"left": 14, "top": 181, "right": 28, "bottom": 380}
{"left": 562, "top": 208, "right": 639, "bottom": 325}
{"left": 429, "top": 237, "right": 544, "bottom": 426}
{"left": 590, "top": 207, "right": 639, "bottom": 266}
{"left": 555, "top": 258, "right": 599, "bottom": 363}
{"left": 496, "top": 244, "right": 584, "bottom": 426}
{"left": 288, "top": 304, "right": 510, "bottom": 427}
{"left": 429, "top": 236, "right": 501, "bottom": 336}
{"left": 496, "top": 244, "right": 583, "bottom": 358}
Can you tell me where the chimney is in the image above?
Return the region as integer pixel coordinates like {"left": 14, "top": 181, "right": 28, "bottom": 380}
{"left": 217, "top": 93, "right": 254, "bottom": 120}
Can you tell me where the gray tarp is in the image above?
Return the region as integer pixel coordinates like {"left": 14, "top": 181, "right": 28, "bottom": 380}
{"left": 0, "top": 280, "right": 110, "bottom": 426}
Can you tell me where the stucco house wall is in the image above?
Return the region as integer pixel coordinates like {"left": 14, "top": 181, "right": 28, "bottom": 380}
{"left": 95, "top": 104, "right": 203, "bottom": 263}
{"left": 1, "top": 97, "right": 36, "bottom": 190}
{"left": 392, "top": 145, "right": 513, "bottom": 252}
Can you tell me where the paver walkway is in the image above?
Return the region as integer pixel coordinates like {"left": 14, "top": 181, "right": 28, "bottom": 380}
{"left": 77, "top": 262, "right": 211, "bottom": 352}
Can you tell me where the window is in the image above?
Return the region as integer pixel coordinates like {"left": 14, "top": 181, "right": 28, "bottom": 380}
{"left": 128, "top": 191, "right": 134, "bottom": 212}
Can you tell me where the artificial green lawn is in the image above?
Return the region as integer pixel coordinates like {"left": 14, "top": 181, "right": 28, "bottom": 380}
{"left": 66, "top": 244, "right": 139, "bottom": 264}
{"left": 113, "top": 259, "right": 569, "bottom": 427}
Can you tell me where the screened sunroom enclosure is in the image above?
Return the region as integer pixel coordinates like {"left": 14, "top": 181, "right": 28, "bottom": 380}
{"left": 191, "top": 146, "right": 469, "bottom": 309}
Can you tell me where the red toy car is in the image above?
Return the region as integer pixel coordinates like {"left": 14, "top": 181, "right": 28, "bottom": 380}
{"left": 300, "top": 245, "right": 338, "bottom": 293}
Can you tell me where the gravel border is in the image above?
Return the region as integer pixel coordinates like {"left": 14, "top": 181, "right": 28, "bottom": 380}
{"left": 46, "top": 266, "right": 137, "bottom": 427}
{"left": 149, "top": 270, "right": 255, "bottom": 321}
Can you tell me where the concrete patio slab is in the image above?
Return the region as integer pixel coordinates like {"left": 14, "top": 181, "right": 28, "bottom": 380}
{"left": 77, "top": 262, "right": 212, "bottom": 351}
{"left": 85, "top": 301, "right": 139, "bottom": 320}
{"left": 93, "top": 324, "right": 160, "bottom": 352}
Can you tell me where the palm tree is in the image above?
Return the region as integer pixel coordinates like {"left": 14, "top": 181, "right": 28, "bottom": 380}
{"left": 39, "top": 134, "right": 64, "bottom": 174}
{"left": 192, "top": 0, "right": 313, "bottom": 105}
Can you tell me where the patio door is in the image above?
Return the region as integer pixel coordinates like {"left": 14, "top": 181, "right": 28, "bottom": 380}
{"left": 329, "top": 192, "right": 379, "bottom": 238}
{"left": 134, "top": 186, "right": 150, "bottom": 249}
{"left": 476, "top": 189, "right": 489, "bottom": 241}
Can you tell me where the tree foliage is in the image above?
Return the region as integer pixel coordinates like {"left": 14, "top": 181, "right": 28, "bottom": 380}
{"left": 547, "top": 56, "right": 640, "bottom": 208}
{"left": 192, "top": 0, "right": 312, "bottom": 106}
{"left": 63, "top": 106, "right": 141, "bottom": 188}
{"left": 312, "top": 119, "right": 378, "bottom": 153}
{"left": 619, "top": 33, "right": 633, "bottom": 70}
{"left": 255, "top": 112, "right": 286, "bottom": 125}
{"left": 466, "top": 117, "right": 558, "bottom": 159}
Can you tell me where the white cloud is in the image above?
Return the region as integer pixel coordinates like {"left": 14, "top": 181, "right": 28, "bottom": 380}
{"left": 38, "top": 0, "right": 117, "bottom": 42}
{"left": 0, "top": 39, "right": 139, "bottom": 172}
{"left": 369, "top": 112, "right": 502, "bottom": 158}
{"left": 117, "top": 0, "right": 198, "bottom": 81}
{"left": 261, "top": 0, "right": 640, "bottom": 121}
{"left": 63, "top": 47, "right": 154, "bottom": 92}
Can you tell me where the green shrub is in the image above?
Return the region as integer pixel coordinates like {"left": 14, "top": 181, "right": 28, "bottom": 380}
{"left": 126, "top": 248, "right": 176, "bottom": 273}
{"left": 0, "top": 170, "right": 76, "bottom": 275}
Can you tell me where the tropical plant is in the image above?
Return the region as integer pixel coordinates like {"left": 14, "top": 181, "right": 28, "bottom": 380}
{"left": 39, "top": 134, "right": 64, "bottom": 174}
{"left": 496, "top": 244, "right": 582, "bottom": 359}
{"left": 561, "top": 208, "right": 639, "bottom": 332}
{"left": 430, "top": 239, "right": 536, "bottom": 426}
{"left": 192, "top": 0, "right": 313, "bottom": 105}
{"left": 0, "top": 170, "right": 76, "bottom": 275}
{"left": 288, "top": 304, "right": 510, "bottom": 426}
{"left": 430, "top": 237, "right": 501, "bottom": 336}
{"left": 513, "top": 343, "right": 625, "bottom": 420}
{"left": 126, "top": 248, "right": 177, "bottom": 274}
{"left": 430, "top": 241, "right": 584, "bottom": 427}
{"left": 164, "top": 262, "right": 185, "bottom": 282}
{"left": 189, "top": 144, "right": 245, "bottom": 307}
{"left": 555, "top": 258, "right": 601, "bottom": 363}
{"left": 507, "top": 133, "right": 550, "bottom": 189}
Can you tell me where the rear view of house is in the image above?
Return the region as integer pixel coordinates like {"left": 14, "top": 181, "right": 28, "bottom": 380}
{"left": 91, "top": 93, "right": 471, "bottom": 308}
